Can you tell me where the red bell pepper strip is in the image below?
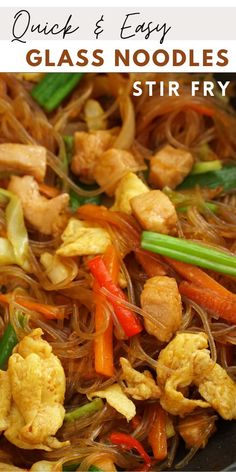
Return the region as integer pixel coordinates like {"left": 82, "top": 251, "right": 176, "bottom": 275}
{"left": 88, "top": 256, "right": 142, "bottom": 337}
{"left": 110, "top": 432, "right": 151, "bottom": 468}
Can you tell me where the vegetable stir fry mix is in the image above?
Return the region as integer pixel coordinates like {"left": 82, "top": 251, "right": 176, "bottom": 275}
{"left": 0, "top": 72, "right": 236, "bottom": 471}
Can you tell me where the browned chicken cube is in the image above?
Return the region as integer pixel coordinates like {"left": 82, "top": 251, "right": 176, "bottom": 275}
{"left": 0, "top": 144, "right": 47, "bottom": 182}
{"left": 94, "top": 148, "right": 139, "bottom": 196}
{"left": 130, "top": 190, "right": 177, "bottom": 234}
{"left": 140, "top": 276, "right": 182, "bottom": 342}
{"left": 71, "top": 130, "right": 114, "bottom": 183}
{"left": 149, "top": 145, "right": 194, "bottom": 189}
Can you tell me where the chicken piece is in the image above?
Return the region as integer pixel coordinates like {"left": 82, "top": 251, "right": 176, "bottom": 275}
{"left": 149, "top": 145, "right": 194, "bottom": 189}
{"left": 177, "top": 411, "right": 217, "bottom": 449}
{"left": 94, "top": 149, "right": 139, "bottom": 196}
{"left": 0, "top": 371, "right": 11, "bottom": 432}
{"left": 120, "top": 357, "right": 160, "bottom": 400}
{"left": 140, "top": 276, "right": 182, "bottom": 342}
{"left": 3, "top": 328, "right": 68, "bottom": 451}
{"left": 57, "top": 217, "right": 111, "bottom": 257}
{"left": 71, "top": 130, "right": 114, "bottom": 183}
{"left": 112, "top": 172, "right": 149, "bottom": 215}
{"left": 90, "top": 383, "right": 136, "bottom": 422}
{"left": 8, "top": 176, "right": 69, "bottom": 237}
{"left": 131, "top": 190, "right": 177, "bottom": 234}
{"left": 0, "top": 144, "right": 46, "bottom": 182}
{"left": 156, "top": 332, "right": 236, "bottom": 419}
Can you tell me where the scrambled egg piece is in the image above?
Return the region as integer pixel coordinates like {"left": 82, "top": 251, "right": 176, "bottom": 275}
{"left": 156, "top": 332, "right": 236, "bottom": 419}
{"left": 120, "top": 357, "right": 160, "bottom": 400}
{"left": 0, "top": 371, "right": 11, "bottom": 432}
{"left": 0, "top": 328, "right": 68, "bottom": 451}
{"left": 0, "top": 464, "right": 23, "bottom": 471}
{"left": 112, "top": 172, "right": 149, "bottom": 215}
{"left": 140, "top": 276, "right": 182, "bottom": 342}
{"left": 149, "top": 145, "right": 194, "bottom": 189}
{"left": 89, "top": 383, "right": 136, "bottom": 421}
{"left": 0, "top": 461, "right": 57, "bottom": 472}
{"left": 57, "top": 217, "right": 111, "bottom": 257}
{"left": 131, "top": 190, "right": 177, "bottom": 234}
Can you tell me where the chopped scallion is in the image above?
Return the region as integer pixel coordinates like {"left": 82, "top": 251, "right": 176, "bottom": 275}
{"left": 70, "top": 189, "right": 101, "bottom": 212}
{"left": 64, "top": 398, "right": 104, "bottom": 423}
{"left": 191, "top": 160, "right": 222, "bottom": 175}
{"left": 64, "top": 135, "right": 74, "bottom": 165}
{"left": 31, "top": 73, "right": 83, "bottom": 112}
{"left": 178, "top": 165, "right": 236, "bottom": 192}
{"left": 63, "top": 464, "right": 102, "bottom": 472}
{"left": 177, "top": 202, "right": 218, "bottom": 214}
{"left": 141, "top": 231, "right": 236, "bottom": 277}
{"left": 0, "top": 323, "right": 18, "bottom": 369}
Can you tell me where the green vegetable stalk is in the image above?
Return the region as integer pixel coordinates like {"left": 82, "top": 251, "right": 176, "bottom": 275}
{"left": 141, "top": 231, "right": 236, "bottom": 277}
{"left": 63, "top": 464, "right": 102, "bottom": 472}
{"left": 178, "top": 165, "right": 236, "bottom": 192}
{"left": 0, "top": 323, "right": 18, "bottom": 369}
{"left": 31, "top": 73, "right": 83, "bottom": 112}
{"left": 64, "top": 398, "right": 104, "bottom": 423}
{"left": 70, "top": 189, "right": 101, "bottom": 212}
{"left": 64, "top": 135, "right": 74, "bottom": 165}
{"left": 190, "top": 160, "right": 222, "bottom": 175}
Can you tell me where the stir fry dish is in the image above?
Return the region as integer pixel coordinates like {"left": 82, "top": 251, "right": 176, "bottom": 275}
{"left": 0, "top": 72, "right": 236, "bottom": 471}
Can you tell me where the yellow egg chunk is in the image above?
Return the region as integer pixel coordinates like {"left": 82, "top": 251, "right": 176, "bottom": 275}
{"left": 0, "top": 329, "right": 69, "bottom": 451}
{"left": 112, "top": 171, "right": 149, "bottom": 215}
{"left": 57, "top": 218, "right": 111, "bottom": 257}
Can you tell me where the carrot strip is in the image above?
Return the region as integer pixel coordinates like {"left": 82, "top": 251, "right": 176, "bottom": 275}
{"left": 148, "top": 405, "right": 167, "bottom": 461}
{"left": 16, "top": 298, "right": 64, "bottom": 320}
{"left": 135, "top": 249, "right": 167, "bottom": 277}
{"left": 38, "top": 183, "right": 60, "bottom": 198}
{"left": 94, "top": 245, "right": 119, "bottom": 377}
{"left": 0, "top": 293, "right": 64, "bottom": 320}
{"left": 179, "top": 281, "right": 236, "bottom": 324}
{"left": 164, "top": 257, "right": 233, "bottom": 298}
{"left": 185, "top": 104, "right": 214, "bottom": 117}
